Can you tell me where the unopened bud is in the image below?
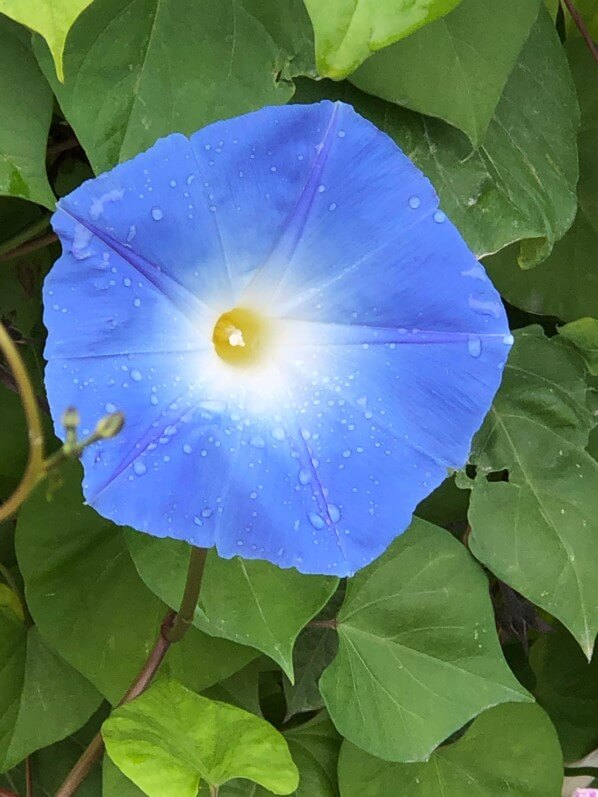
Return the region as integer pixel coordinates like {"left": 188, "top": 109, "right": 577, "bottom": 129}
{"left": 61, "top": 406, "right": 80, "bottom": 430}
{"left": 95, "top": 411, "right": 125, "bottom": 439}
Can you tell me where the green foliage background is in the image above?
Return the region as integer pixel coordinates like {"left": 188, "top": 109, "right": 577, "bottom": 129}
{"left": 0, "top": 0, "right": 597, "bottom": 795}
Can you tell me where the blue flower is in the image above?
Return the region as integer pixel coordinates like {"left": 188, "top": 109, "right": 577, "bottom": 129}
{"left": 43, "top": 101, "right": 512, "bottom": 577}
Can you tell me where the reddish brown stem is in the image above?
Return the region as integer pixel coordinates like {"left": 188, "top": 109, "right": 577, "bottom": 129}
{"left": 55, "top": 612, "right": 176, "bottom": 797}
{"left": 0, "top": 233, "right": 58, "bottom": 264}
{"left": 562, "top": 0, "right": 598, "bottom": 63}
{"left": 0, "top": 789, "right": 19, "bottom": 797}
{"left": 25, "top": 757, "right": 32, "bottom": 797}
{"left": 308, "top": 618, "right": 338, "bottom": 629}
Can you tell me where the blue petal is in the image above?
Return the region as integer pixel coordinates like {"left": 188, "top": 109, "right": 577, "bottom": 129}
{"left": 44, "top": 101, "right": 512, "bottom": 576}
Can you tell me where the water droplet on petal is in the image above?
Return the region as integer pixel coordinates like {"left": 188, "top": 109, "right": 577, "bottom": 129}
{"left": 468, "top": 335, "right": 482, "bottom": 358}
{"left": 328, "top": 504, "right": 341, "bottom": 523}
{"left": 271, "top": 427, "right": 285, "bottom": 442}
{"left": 298, "top": 468, "right": 311, "bottom": 486}
{"left": 408, "top": 196, "right": 421, "bottom": 209}
{"left": 308, "top": 511, "right": 325, "bottom": 530}
{"left": 201, "top": 507, "right": 213, "bottom": 519}
{"left": 250, "top": 435, "right": 265, "bottom": 449}
{"left": 130, "top": 369, "right": 142, "bottom": 382}
{"left": 434, "top": 210, "right": 446, "bottom": 223}
{"left": 133, "top": 461, "right": 147, "bottom": 476}
{"left": 151, "top": 207, "right": 163, "bottom": 221}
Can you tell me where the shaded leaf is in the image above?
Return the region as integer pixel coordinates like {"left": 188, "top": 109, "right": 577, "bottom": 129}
{"left": 337, "top": 703, "right": 563, "bottom": 796}
{"left": 468, "top": 327, "right": 598, "bottom": 658}
{"left": 293, "top": 9, "right": 579, "bottom": 266}
{"left": 103, "top": 678, "right": 299, "bottom": 796}
{"left": 565, "top": 0, "right": 598, "bottom": 38}
{"left": 304, "top": 0, "right": 464, "bottom": 78}
{"left": 103, "top": 757, "right": 145, "bottom": 797}
{"left": 559, "top": 318, "right": 598, "bottom": 375}
{"left": 351, "top": 0, "right": 539, "bottom": 145}
{"left": 0, "top": 606, "right": 101, "bottom": 771}
{"left": 486, "top": 41, "right": 597, "bottom": 320}
{"left": 530, "top": 626, "right": 598, "bottom": 761}
{"left": 319, "top": 518, "right": 530, "bottom": 762}
{"left": 34, "top": 0, "right": 294, "bottom": 175}
{"left": 241, "top": 0, "right": 316, "bottom": 78}
{"left": 126, "top": 532, "right": 338, "bottom": 679}
{"left": 0, "top": 17, "right": 54, "bottom": 207}
{"left": 1, "top": 711, "right": 106, "bottom": 797}
{"left": 16, "top": 462, "right": 256, "bottom": 703}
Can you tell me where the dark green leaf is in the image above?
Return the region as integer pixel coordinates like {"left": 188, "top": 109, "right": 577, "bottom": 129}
{"left": 103, "top": 678, "right": 299, "bottom": 796}
{"left": 485, "top": 41, "right": 597, "bottom": 320}
{"left": 559, "top": 318, "right": 598, "bottom": 375}
{"left": 530, "top": 627, "right": 598, "bottom": 761}
{"left": 16, "top": 463, "right": 256, "bottom": 703}
{"left": 337, "top": 703, "right": 563, "bottom": 796}
{"left": 0, "top": 17, "right": 54, "bottom": 207}
{"left": 241, "top": 0, "right": 316, "bottom": 78}
{"left": 103, "top": 757, "right": 145, "bottom": 797}
{"left": 319, "top": 518, "right": 530, "bottom": 762}
{"left": 0, "top": 605, "right": 101, "bottom": 771}
{"left": 1, "top": 711, "right": 106, "bottom": 797}
{"left": 293, "top": 9, "right": 579, "bottom": 266}
{"left": 468, "top": 327, "right": 598, "bottom": 658}
{"left": 304, "top": 0, "right": 464, "bottom": 78}
{"left": 34, "top": 0, "right": 294, "bottom": 175}
{"left": 126, "top": 532, "right": 338, "bottom": 679}
{"left": 351, "top": 0, "right": 539, "bottom": 145}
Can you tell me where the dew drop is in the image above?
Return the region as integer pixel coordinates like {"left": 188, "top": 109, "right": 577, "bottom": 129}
{"left": 105, "top": 402, "right": 117, "bottom": 413}
{"left": 183, "top": 443, "right": 192, "bottom": 454}
{"left": 503, "top": 334, "right": 514, "bottom": 345}
{"left": 151, "top": 207, "right": 163, "bottom": 221}
{"left": 328, "top": 202, "right": 337, "bottom": 212}
{"left": 468, "top": 335, "right": 482, "bottom": 358}
{"left": 201, "top": 507, "right": 213, "bottom": 519}
{"left": 337, "top": 130, "right": 346, "bottom": 138}
{"left": 271, "top": 427, "right": 285, "bottom": 442}
{"left": 298, "top": 468, "right": 311, "bottom": 486}
{"left": 150, "top": 394, "right": 159, "bottom": 405}
{"left": 126, "top": 225, "right": 137, "bottom": 242}
{"left": 133, "top": 298, "right": 142, "bottom": 308}
{"left": 308, "top": 511, "right": 325, "bottom": 530}
{"left": 133, "top": 461, "right": 147, "bottom": 476}
{"left": 250, "top": 435, "right": 265, "bottom": 449}
{"left": 408, "top": 196, "right": 421, "bottom": 209}
{"left": 328, "top": 504, "right": 341, "bottom": 523}
{"left": 434, "top": 210, "right": 446, "bottom": 223}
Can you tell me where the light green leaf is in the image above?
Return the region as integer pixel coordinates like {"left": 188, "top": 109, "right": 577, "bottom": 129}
{"left": 16, "top": 462, "right": 256, "bottom": 703}
{"left": 126, "top": 532, "right": 338, "bottom": 679}
{"left": 0, "top": 606, "right": 101, "bottom": 772}
{"left": 33, "top": 0, "right": 294, "bottom": 175}
{"left": 351, "top": 0, "right": 539, "bottom": 145}
{"left": 104, "top": 756, "right": 145, "bottom": 797}
{"left": 319, "top": 518, "right": 530, "bottom": 763}
{"left": 0, "top": 17, "right": 54, "bottom": 207}
{"left": 337, "top": 703, "right": 563, "bottom": 796}
{"left": 293, "top": 8, "right": 579, "bottom": 266}
{"left": 485, "top": 40, "right": 597, "bottom": 318}
{"left": 304, "top": 0, "right": 464, "bottom": 78}
{"left": 530, "top": 626, "right": 598, "bottom": 761}
{"left": 559, "top": 317, "right": 598, "bottom": 375}
{"left": 201, "top": 712, "right": 342, "bottom": 797}
{"left": 468, "top": 327, "right": 598, "bottom": 658}
{"left": 103, "top": 678, "right": 299, "bottom": 796}
{"left": 0, "top": 0, "right": 93, "bottom": 81}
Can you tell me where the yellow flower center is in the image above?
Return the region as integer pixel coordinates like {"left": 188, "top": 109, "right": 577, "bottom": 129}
{"left": 212, "top": 307, "right": 271, "bottom": 368}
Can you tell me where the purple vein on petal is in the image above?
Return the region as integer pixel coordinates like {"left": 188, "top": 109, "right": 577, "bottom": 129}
{"left": 244, "top": 103, "right": 341, "bottom": 306}
{"left": 87, "top": 385, "right": 201, "bottom": 502}
{"left": 55, "top": 207, "right": 214, "bottom": 327}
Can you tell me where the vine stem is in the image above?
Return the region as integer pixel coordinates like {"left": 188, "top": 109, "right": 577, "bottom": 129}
{"left": 561, "top": 0, "right": 598, "bottom": 63}
{"left": 0, "top": 323, "right": 45, "bottom": 523}
{"left": 0, "top": 216, "right": 52, "bottom": 261}
{"left": 55, "top": 546, "right": 208, "bottom": 797}
{"left": 24, "top": 758, "right": 32, "bottom": 797}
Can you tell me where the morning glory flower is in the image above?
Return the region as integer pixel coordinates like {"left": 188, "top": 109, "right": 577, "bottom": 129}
{"left": 43, "top": 101, "right": 512, "bottom": 577}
